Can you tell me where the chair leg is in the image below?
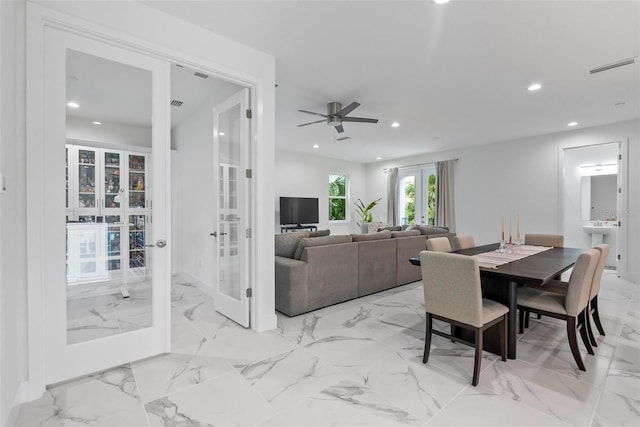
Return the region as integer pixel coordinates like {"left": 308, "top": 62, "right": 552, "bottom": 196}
{"left": 423, "top": 313, "right": 432, "bottom": 364}
{"left": 578, "top": 311, "right": 594, "bottom": 355}
{"left": 591, "top": 296, "right": 606, "bottom": 336}
{"left": 499, "top": 314, "right": 507, "bottom": 362}
{"left": 472, "top": 328, "right": 482, "bottom": 386}
{"left": 585, "top": 306, "right": 597, "bottom": 347}
{"left": 519, "top": 308, "right": 525, "bottom": 334}
{"left": 525, "top": 311, "right": 530, "bottom": 328}
{"left": 567, "top": 316, "right": 586, "bottom": 371}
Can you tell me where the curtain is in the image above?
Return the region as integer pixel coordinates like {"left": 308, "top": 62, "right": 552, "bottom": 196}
{"left": 436, "top": 160, "right": 456, "bottom": 232}
{"left": 387, "top": 167, "right": 398, "bottom": 226}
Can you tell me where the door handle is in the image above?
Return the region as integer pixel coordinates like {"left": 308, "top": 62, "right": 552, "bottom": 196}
{"left": 210, "top": 232, "right": 228, "bottom": 237}
{"left": 145, "top": 239, "right": 167, "bottom": 248}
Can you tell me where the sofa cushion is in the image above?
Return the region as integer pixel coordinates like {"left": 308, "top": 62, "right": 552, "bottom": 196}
{"left": 377, "top": 225, "right": 401, "bottom": 232}
{"left": 309, "top": 229, "right": 331, "bottom": 237}
{"left": 350, "top": 230, "right": 392, "bottom": 242}
{"left": 294, "top": 235, "right": 352, "bottom": 260}
{"left": 275, "top": 232, "right": 310, "bottom": 258}
{"left": 391, "top": 230, "right": 422, "bottom": 238}
{"left": 414, "top": 225, "right": 450, "bottom": 235}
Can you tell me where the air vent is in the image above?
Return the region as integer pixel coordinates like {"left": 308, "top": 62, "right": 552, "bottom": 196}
{"left": 170, "top": 99, "right": 184, "bottom": 107}
{"left": 336, "top": 136, "right": 351, "bottom": 142}
{"left": 194, "top": 71, "right": 209, "bottom": 79}
{"left": 589, "top": 58, "right": 636, "bottom": 74}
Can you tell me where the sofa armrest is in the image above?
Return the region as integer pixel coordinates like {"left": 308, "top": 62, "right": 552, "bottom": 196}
{"left": 275, "top": 256, "right": 309, "bottom": 316}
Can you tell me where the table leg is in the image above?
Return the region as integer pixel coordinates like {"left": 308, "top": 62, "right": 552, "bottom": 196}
{"left": 506, "top": 281, "right": 517, "bottom": 359}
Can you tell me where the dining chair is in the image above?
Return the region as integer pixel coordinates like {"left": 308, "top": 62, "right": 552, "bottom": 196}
{"left": 420, "top": 251, "right": 508, "bottom": 386}
{"left": 426, "top": 236, "right": 452, "bottom": 252}
{"left": 452, "top": 235, "right": 475, "bottom": 251}
{"left": 528, "top": 244, "right": 610, "bottom": 347}
{"left": 517, "top": 248, "right": 599, "bottom": 371}
{"left": 524, "top": 233, "right": 564, "bottom": 247}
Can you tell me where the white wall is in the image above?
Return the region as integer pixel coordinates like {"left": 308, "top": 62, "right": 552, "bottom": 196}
{"left": 1, "top": 0, "right": 27, "bottom": 424}
{"left": 367, "top": 119, "right": 640, "bottom": 281}
{"left": 274, "top": 150, "right": 367, "bottom": 235}
{"left": 172, "top": 85, "right": 241, "bottom": 287}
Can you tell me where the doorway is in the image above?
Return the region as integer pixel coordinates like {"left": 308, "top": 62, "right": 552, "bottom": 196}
{"left": 562, "top": 141, "right": 627, "bottom": 274}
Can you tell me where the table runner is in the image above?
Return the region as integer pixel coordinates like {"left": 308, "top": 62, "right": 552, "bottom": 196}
{"left": 473, "top": 245, "right": 553, "bottom": 269}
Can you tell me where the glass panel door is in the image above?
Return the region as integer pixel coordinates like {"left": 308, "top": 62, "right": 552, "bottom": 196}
{"left": 213, "top": 89, "right": 250, "bottom": 327}
{"left": 43, "top": 28, "right": 170, "bottom": 385}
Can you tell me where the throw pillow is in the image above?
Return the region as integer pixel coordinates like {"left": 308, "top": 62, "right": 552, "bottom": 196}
{"left": 294, "top": 235, "right": 353, "bottom": 260}
{"left": 275, "top": 231, "right": 309, "bottom": 258}
{"left": 377, "top": 226, "right": 401, "bottom": 232}
{"left": 309, "top": 229, "right": 330, "bottom": 237}
{"left": 414, "top": 225, "right": 450, "bottom": 235}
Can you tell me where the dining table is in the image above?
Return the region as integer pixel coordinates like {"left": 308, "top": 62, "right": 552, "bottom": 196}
{"left": 410, "top": 243, "right": 583, "bottom": 359}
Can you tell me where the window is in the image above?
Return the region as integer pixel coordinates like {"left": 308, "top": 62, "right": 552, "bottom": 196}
{"left": 328, "top": 173, "right": 348, "bottom": 221}
{"left": 398, "top": 166, "right": 436, "bottom": 225}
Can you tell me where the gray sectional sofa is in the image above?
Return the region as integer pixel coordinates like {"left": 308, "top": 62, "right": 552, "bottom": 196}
{"left": 275, "top": 226, "right": 455, "bottom": 316}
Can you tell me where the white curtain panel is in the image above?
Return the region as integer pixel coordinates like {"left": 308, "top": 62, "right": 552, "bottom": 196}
{"left": 387, "top": 167, "right": 398, "bottom": 226}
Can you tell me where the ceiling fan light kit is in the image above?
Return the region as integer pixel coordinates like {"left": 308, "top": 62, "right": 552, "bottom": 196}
{"left": 297, "top": 101, "right": 379, "bottom": 133}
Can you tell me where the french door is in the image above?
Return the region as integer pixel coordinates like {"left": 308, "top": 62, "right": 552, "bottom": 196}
{"left": 398, "top": 166, "right": 437, "bottom": 226}
{"left": 212, "top": 89, "right": 251, "bottom": 327}
{"left": 42, "top": 28, "right": 170, "bottom": 384}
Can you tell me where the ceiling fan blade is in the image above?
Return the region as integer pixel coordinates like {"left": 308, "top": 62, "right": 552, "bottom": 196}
{"left": 297, "top": 119, "right": 327, "bottom": 127}
{"left": 298, "top": 109, "right": 328, "bottom": 118}
{"left": 336, "top": 101, "right": 360, "bottom": 117}
{"left": 341, "top": 117, "right": 379, "bottom": 123}
{"left": 335, "top": 124, "right": 345, "bottom": 133}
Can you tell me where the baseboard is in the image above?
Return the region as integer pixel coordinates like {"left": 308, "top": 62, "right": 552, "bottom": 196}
{"left": 7, "top": 379, "right": 45, "bottom": 424}
{"left": 621, "top": 271, "right": 640, "bottom": 283}
{"left": 173, "top": 268, "right": 215, "bottom": 298}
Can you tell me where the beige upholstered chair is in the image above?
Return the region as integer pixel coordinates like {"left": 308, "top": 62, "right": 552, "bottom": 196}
{"left": 524, "top": 233, "right": 564, "bottom": 247}
{"left": 426, "top": 236, "right": 452, "bottom": 252}
{"left": 586, "top": 244, "right": 610, "bottom": 345}
{"left": 517, "top": 249, "right": 599, "bottom": 371}
{"left": 533, "top": 244, "right": 610, "bottom": 347}
{"left": 452, "top": 235, "right": 475, "bottom": 251}
{"left": 420, "top": 251, "right": 508, "bottom": 386}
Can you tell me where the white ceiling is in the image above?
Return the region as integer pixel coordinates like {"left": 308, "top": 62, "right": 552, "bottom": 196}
{"left": 142, "top": 0, "right": 639, "bottom": 164}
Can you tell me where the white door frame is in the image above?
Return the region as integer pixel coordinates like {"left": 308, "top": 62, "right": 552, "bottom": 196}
{"left": 25, "top": 2, "right": 276, "bottom": 401}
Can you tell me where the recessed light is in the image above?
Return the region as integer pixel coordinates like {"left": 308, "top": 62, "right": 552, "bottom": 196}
{"left": 219, "top": 132, "right": 225, "bottom": 136}
{"left": 313, "top": 144, "right": 319, "bottom": 149}
{"left": 376, "top": 157, "right": 382, "bottom": 160}
{"left": 434, "top": 0, "right": 450, "bottom": 4}
{"left": 67, "top": 102, "right": 79, "bottom": 108}
{"left": 568, "top": 121, "right": 578, "bottom": 127}
{"left": 391, "top": 122, "right": 400, "bottom": 128}
{"left": 527, "top": 83, "right": 542, "bottom": 91}
{"left": 92, "top": 121, "right": 102, "bottom": 125}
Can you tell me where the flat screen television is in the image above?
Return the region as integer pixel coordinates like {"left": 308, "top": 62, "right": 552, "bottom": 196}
{"left": 279, "top": 197, "right": 319, "bottom": 225}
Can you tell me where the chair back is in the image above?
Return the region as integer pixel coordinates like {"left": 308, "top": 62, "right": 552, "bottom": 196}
{"left": 565, "top": 249, "right": 599, "bottom": 316}
{"left": 420, "top": 251, "right": 483, "bottom": 327}
{"left": 590, "top": 244, "right": 610, "bottom": 299}
{"left": 524, "top": 233, "right": 564, "bottom": 247}
{"left": 452, "top": 235, "right": 475, "bottom": 251}
{"left": 426, "top": 237, "right": 452, "bottom": 252}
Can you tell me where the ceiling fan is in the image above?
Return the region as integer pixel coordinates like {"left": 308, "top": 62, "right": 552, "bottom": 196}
{"left": 297, "top": 101, "right": 379, "bottom": 133}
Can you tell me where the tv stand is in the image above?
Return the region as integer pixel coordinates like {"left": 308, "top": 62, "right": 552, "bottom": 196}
{"left": 280, "top": 224, "right": 318, "bottom": 233}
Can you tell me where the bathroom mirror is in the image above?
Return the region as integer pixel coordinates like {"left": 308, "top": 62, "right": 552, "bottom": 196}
{"left": 581, "top": 174, "right": 617, "bottom": 221}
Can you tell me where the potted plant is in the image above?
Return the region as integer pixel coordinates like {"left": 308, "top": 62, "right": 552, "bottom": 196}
{"left": 355, "top": 198, "right": 382, "bottom": 233}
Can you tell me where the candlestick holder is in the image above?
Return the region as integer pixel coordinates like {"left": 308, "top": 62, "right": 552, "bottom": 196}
{"left": 498, "top": 240, "right": 507, "bottom": 253}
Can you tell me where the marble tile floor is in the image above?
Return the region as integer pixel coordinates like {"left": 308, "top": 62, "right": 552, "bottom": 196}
{"left": 15, "top": 270, "right": 640, "bottom": 426}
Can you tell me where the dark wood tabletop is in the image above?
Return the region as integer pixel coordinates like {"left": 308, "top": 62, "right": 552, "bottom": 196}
{"left": 410, "top": 243, "right": 583, "bottom": 285}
